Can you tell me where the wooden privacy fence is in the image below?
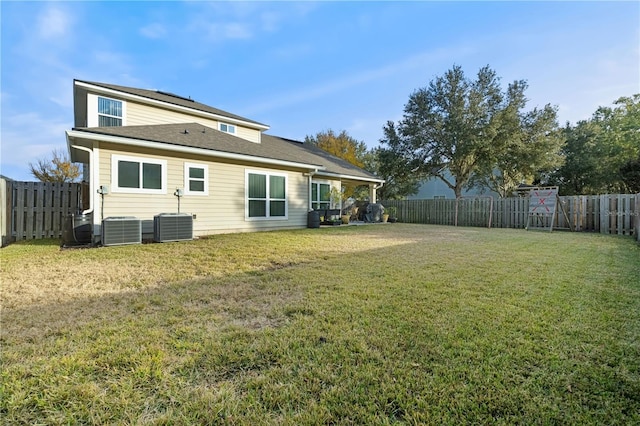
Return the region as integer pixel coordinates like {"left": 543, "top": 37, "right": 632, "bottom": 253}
{"left": 382, "top": 193, "right": 640, "bottom": 237}
{"left": 1, "top": 179, "right": 86, "bottom": 244}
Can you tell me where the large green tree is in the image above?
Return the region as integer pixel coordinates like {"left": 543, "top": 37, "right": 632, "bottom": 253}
{"left": 374, "top": 123, "right": 423, "bottom": 200}
{"left": 620, "top": 154, "right": 640, "bottom": 193}
{"left": 381, "top": 65, "right": 558, "bottom": 198}
{"left": 549, "top": 95, "right": 640, "bottom": 194}
{"left": 548, "top": 121, "right": 602, "bottom": 195}
{"left": 469, "top": 82, "right": 564, "bottom": 197}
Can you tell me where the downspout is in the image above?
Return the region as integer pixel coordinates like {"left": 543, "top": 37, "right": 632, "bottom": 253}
{"left": 305, "top": 169, "right": 318, "bottom": 211}
{"left": 373, "top": 181, "right": 384, "bottom": 204}
{"left": 71, "top": 145, "right": 94, "bottom": 215}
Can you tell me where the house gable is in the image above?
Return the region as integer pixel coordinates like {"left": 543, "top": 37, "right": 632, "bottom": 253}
{"left": 73, "top": 80, "right": 268, "bottom": 144}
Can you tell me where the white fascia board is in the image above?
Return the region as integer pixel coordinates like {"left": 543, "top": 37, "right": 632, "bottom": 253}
{"left": 315, "top": 170, "right": 384, "bottom": 184}
{"left": 65, "top": 130, "right": 325, "bottom": 171}
{"left": 74, "top": 81, "right": 270, "bottom": 132}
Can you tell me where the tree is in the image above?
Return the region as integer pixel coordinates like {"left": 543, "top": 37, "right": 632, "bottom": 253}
{"left": 590, "top": 95, "right": 640, "bottom": 193}
{"left": 29, "top": 149, "right": 81, "bottom": 183}
{"left": 620, "top": 154, "right": 640, "bottom": 193}
{"left": 547, "top": 121, "right": 602, "bottom": 195}
{"left": 469, "top": 87, "right": 564, "bottom": 197}
{"left": 381, "top": 65, "right": 563, "bottom": 198}
{"left": 374, "top": 122, "right": 424, "bottom": 200}
{"left": 305, "top": 129, "right": 370, "bottom": 199}
{"left": 304, "top": 129, "right": 367, "bottom": 168}
{"left": 549, "top": 95, "right": 640, "bottom": 194}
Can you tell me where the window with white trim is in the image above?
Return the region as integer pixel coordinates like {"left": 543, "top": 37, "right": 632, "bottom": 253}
{"left": 184, "top": 163, "right": 209, "bottom": 195}
{"left": 311, "top": 182, "right": 331, "bottom": 210}
{"left": 219, "top": 122, "right": 236, "bottom": 134}
{"left": 98, "top": 97, "right": 123, "bottom": 127}
{"left": 111, "top": 155, "right": 166, "bottom": 194}
{"left": 246, "top": 171, "right": 287, "bottom": 219}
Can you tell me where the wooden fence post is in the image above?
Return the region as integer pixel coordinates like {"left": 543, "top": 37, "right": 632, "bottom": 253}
{"left": 633, "top": 193, "right": 640, "bottom": 242}
{"left": 599, "top": 194, "right": 608, "bottom": 234}
{"left": 0, "top": 178, "right": 11, "bottom": 247}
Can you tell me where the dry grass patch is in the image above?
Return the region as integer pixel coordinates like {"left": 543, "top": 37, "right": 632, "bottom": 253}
{"left": 1, "top": 226, "right": 415, "bottom": 309}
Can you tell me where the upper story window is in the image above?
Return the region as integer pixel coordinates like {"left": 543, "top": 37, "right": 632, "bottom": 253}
{"left": 98, "top": 97, "right": 123, "bottom": 127}
{"left": 184, "top": 162, "right": 209, "bottom": 195}
{"left": 219, "top": 122, "right": 236, "bottom": 134}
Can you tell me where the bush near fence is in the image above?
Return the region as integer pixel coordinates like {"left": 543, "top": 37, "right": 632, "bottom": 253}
{"left": 382, "top": 193, "right": 640, "bottom": 237}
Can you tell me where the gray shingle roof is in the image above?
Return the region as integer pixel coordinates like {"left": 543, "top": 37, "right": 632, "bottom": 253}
{"left": 73, "top": 123, "right": 381, "bottom": 181}
{"left": 75, "top": 80, "right": 267, "bottom": 127}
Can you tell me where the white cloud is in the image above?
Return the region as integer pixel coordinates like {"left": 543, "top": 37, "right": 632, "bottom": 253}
{"left": 140, "top": 23, "right": 167, "bottom": 39}
{"left": 271, "top": 43, "right": 312, "bottom": 60}
{"left": 37, "top": 6, "right": 72, "bottom": 39}
{"left": 260, "top": 11, "right": 281, "bottom": 32}
{"left": 189, "top": 19, "right": 253, "bottom": 41}
{"left": 219, "top": 22, "right": 252, "bottom": 39}
{"left": 184, "top": 2, "right": 319, "bottom": 43}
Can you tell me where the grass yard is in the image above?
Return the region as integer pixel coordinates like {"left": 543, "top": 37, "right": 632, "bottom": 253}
{"left": 1, "top": 224, "right": 639, "bottom": 425}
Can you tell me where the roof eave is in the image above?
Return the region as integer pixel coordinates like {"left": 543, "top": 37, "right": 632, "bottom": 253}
{"left": 315, "top": 170, "right": 384, "bottom": 184}
{"left": 66, "top": 129, "right": 325, "bottom": 171}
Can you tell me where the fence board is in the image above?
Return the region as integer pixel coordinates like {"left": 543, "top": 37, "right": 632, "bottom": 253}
{"left": 636, "top": 193, "right": 640, "bottom": 242}
{"left": 8, "top": 181, "right": 83, "bottom": 241}
{"left": 0, "top": 178, "right": 10, "bottom": 247}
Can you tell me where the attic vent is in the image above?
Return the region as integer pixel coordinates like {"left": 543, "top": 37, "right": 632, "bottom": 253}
{"left": 154, "top": 213, "right": 193, "bottom": 243}
{"left": 156, "top": 90, "right": 195, "bottom": 102}
{"left": 102, "top": 217, "right": 142, "bottom": 246}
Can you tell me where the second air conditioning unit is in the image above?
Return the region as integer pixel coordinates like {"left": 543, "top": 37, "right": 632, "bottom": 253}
{"left": 154, "top": 213, "right": 193, "bottom": 243}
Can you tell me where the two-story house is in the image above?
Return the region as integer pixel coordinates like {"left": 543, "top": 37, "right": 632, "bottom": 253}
{"left": 66, "top": 80, "right": 383, "bottom": 242}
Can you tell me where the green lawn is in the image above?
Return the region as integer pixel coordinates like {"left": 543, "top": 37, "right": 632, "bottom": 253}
{"left": 1, "top": 224, "right": 639, "bottom": 425}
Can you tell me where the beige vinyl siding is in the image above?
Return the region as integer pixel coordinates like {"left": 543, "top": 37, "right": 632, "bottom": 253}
{"left": 234, "top": 125, "right": 260, "bottom": 143}
{"left": 96, "top": 142, "right": 308, "bottom": 236}
{"left": 126, "top": 101, "right": 261, "bottom": 143}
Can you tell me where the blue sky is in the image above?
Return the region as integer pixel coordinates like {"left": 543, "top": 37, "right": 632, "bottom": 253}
{"left": 1, "top": 1, "right": 639, "bottom": 181}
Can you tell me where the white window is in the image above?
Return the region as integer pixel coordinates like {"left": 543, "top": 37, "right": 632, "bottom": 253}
{"left": 111, "top": 155, "right": 166, "bottom": 194}
{"left": 184, "top": 162, "right": 209, "bottom": 195}
{"left": 246, "top": 170, "right": 287, "bottom": 220}
{"left": 311, "top": 182, "right": 331, "bottom": 210}
{"left": 219, "top": 122, "right": 236, "bottom": 134}
{"left": 87, "top": 94, "right": 127, "bottom": 127}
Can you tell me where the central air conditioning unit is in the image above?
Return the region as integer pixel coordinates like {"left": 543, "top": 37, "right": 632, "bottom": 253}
{"left": 154, "top": 213, "right": 193, "bottom": 243}
{"left": 102, "top": 217, "right": 142, "bottom": 246}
